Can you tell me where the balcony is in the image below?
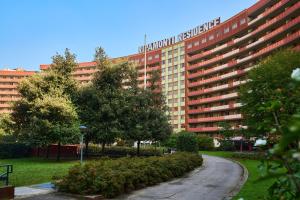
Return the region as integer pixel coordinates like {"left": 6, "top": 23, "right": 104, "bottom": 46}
{"left": 188, "top": 80, "right": 246, "bottom": 97}
{"left": 188, "top": 114, "right": 242, "bottom": 123}
{"left": 188, "top": 92, "right": 239, "bottom": 106}
{"left": 188, "top": 127, "right": 219, "bottom": 132}
{"left": 188, "top": 103, "right": 242, "bottom": 114}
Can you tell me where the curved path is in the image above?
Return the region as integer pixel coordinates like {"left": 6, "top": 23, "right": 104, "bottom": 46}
{"left": 20, "top": 155, "right": 245, "bottom": 200}
{"left": 117, "top": 155, "right": 245, "bottom": 200}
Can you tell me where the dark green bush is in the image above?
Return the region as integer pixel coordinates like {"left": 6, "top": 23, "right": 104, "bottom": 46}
{"left": 197, "top": 135, "right": 214, "bottom": 150}
{"left": 231, "top": 152, "right": 266, "bottom": 160}
{"left": 162, "top": 134, "right": 178, "bottom": 148}
{"left": 0, "top": 143, "right": 31, "bottom": 159}
{"left": 55, "top": 152, "right": 203, "bottom": 198}
{"left": 218, "top": 140, "right": 236, "bottom": 151}
{"left": 176, "top": 131, "right": 198, "bottom": 153}
{"left": 86, "top": 146, "right": 161, "bottom": 157}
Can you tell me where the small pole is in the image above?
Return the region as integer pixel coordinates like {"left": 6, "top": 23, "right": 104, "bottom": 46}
{"left": 80, "top": 134, "right": 84, "bottom": 165}
{"left": 144, "top": 34, "right": 147, "bottom": 90}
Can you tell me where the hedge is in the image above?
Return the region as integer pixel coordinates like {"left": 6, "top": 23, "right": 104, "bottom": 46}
{"left": 86, "top": 146, "right": 162, "bottom": 157}
{"left": 176, "top": 132, "right": 198, "bottom": 153}
{"left": 0, "top": 143, "right": 31, "bottom": 159}
{"left": 55, "top": 152, "right": 203, "bottom": 198}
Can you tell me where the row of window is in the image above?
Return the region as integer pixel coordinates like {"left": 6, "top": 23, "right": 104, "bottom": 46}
{"left": 162, "top": 47, "right": 185, "bottom": 57}
{"left": 168, "top": 97, "right": 185, "bottom": 104}
{"left": 187, "top": 18, "right": 247, "bottom": 49}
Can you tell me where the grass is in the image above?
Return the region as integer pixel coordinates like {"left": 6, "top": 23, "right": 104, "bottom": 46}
{"left": 0, "top": 158, "right": 77, "bottom": 187}
{"left": 201, "top": 151, "right": 277, "bottom": 200}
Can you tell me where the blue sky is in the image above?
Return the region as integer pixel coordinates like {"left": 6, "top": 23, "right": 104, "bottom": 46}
{"left": 0, "top": 0, "right": 256, "bottom": 71}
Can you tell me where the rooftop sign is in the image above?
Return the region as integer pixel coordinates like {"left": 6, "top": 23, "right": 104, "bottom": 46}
{"left": 138, "top": 17, "right": 221, "bottom": 53}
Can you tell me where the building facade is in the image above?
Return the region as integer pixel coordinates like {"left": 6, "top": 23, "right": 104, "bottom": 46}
{"left": 128, "top": 0, "right": 300, "bottom": 133}
{"left": 0, "top": 69, "right": 36, "bottom": 113}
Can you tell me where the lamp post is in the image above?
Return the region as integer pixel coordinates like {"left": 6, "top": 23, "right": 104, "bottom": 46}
{"left": 79, "top": 125, "right": 87, "bottom": 165}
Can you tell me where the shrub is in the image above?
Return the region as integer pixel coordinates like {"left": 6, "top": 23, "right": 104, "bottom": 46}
{"left": 0, "top": 143, "right": 31, "bottom": 159}
{"left": 55, "top": 152, "right": 203, "bottom": 198}
{"left": 231, "top": 152, "right": 266, "bottom": 160}
{"left": 218, "top": 140, "right": 236, "bottom": 151}
{"left": 162, "top": 134, "right": 178, "bottom": 148}
{"left": 197, "top": 135, "right": 214, "bottom": 150}
{"left": 86, "top": 146, "right": 161, "bottom": 157}
{"left": 176, "top": 131, "right": 198, "bottom": 153}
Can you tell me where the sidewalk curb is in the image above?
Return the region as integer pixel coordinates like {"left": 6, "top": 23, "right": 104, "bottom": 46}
{"left": 224, "top": 158, "right": 249, "bottom": 200}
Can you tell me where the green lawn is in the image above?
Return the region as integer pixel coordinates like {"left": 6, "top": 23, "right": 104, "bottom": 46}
{"left": 201, "top": 151, "right": 276, "bottom": 200}
{"left": 0, "top": 158, "right": 77, "bottom": 187}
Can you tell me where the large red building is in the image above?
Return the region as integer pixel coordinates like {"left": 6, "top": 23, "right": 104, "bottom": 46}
{"left": 126, "top": 0, "right": 300, "bottom": 133}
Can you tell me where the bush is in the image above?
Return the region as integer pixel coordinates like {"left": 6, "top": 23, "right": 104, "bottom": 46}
{"left": 55, "top": 152, "right": 203, "bottom": 198}
{"left": 197, "top": 135, "right": 214, "bottom": 150}
{"left": 218, "top": 140, "right": 236, "bottom": 151}
{"left": 176, "top": 131, "right": 198, "bottom": 153}
{"left": 0, "top": 143, "right": 31, "bottom": 159}
{"left": 231, "top": 152, "right": 266, "bottom": 160}
{"left": 86, "top": 146, "right": 161, "bottom": 157}
{"left": 162, "top": 134, "right": 178, "bottom": 148}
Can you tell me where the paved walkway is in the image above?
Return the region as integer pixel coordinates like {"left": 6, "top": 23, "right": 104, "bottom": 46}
{"left": 17, "top": 155, "right": 246, "bottom": 200}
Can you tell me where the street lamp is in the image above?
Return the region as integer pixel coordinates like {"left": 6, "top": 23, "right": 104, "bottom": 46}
{"left": 79, "top": 125, "right": 87, "bottom": 165}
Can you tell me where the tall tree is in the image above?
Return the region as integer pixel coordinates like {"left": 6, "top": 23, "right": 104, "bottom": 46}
{"left": 12, "top": 49, "right": 80, "bottom": 160}
{"left": 239, "top": 49, "right": 300, "bottom": 137}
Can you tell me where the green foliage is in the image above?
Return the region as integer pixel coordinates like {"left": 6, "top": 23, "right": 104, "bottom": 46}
{"left": 11, "top": 49, "right": 80, "bottom": 160}
{"left": 0, "top": 143, "right": 31, "bottom": 159}
{"left": 0, "top": 114, "right": 16, "bottom": 142}
{"left": 176, "top": 131, "right": 198, "bottom": 153}
{"left": 55, "top": 152, "right": 203, "bottom": 198}
{"left": 162, "top": 134, "right": 179, "bottom": 148}
{"left": 218, "top": 140, "right": 236, "bottom": 151}
{"left": 239, "top": 49, "right": 300, "bottom": 136}
{"left": 197, "top": 135, "right": 214, "bottom": 150}
{"left": 86, "top": 146, "right": 162, "bottom": 157}
{"left": 239, "top": 49, "right": 300, "bottom": 199}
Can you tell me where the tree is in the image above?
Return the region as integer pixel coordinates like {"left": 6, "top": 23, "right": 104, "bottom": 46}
{"left": 0, "top": 114, "right": 16, "bottom": 143}
{"left": 259, "top": 68, "right": 300, "bottom": 200}
{"left": 12, "top": 49, "right": 80, "bottom": 160}
{"left": 239, "top": 49, "right": 300, "bottom": 137}
{"left": 123, "top": 69, "right": 172, "bottom": 155}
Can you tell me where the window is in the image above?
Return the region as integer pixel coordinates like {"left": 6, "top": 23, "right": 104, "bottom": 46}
{"left": 168, "top": 50, "right": 172, "bottom": 55}
{"left": 162, "top": 52, "right": 165, "bottom": 57}
{"left": 168, "top": 75, "right": 172, "bottom": 80}
{"left": 168, "top": 66, "right": 172, "bottom": 71}
{"left": 154, "top": 54, "right": 159, "bottom": 59}
{"left": 168, "top": 58, "right": 172, "bottom": 63}
{"left": 202, "top": 38, "right": 207, "bottom": 43}
{"left": 162, "top": 60, "right": 165, "bottom": 65}
{"left": 187, "top": 43, "right": 192, "bottom": 49}
{"left": 224, "top": 27, "right": 230, "bottom": 33}
{"left": 181, "top": 80, "right": 184, "bottom": 85}
{"left": 180, "top": 46, "right": 184, "bottom": 52}
{"left": 232, "top": 22, "right": 238, "bottom": 29}
{"left": 180, "top": 55, "right": 184, "bottom": 60}
{"left": 173, "top": 48, "right": 178, "bottom": 53}
{"left": 181, "top": 71, "right": 185, "bottom": 76}
{"left": 209, "top": 35, "right": 214, "bottom": 40}
{"left": 181, "top": 97, "right": 185, "bottom": 102}
{"left": 174, "top": 56, "right": 178, "bottom": 61}
{"left": 181, "top": 63, "right": 185, "bottom": 68}
{"left": 240, "top": 18, "right": 246, "bottom": 25}
{"left": 148, "top": 56, "right": 152, "bottom": 61}
{"left": 194, "top": 41, "right": 199, "bottom": 46}
{"left": 174, "top": 65, "right": 178, "bottom": 70}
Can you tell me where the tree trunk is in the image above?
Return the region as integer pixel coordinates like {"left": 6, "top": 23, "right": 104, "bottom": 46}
{"left": 137, "top": 140, "right": 141, "bottom": 156}
{"left": 56, "top": 142, "right": 61, "bottom": 161}
{"left": 101, "top": 141, "right": 106, "bottom": 154}
{"left": 85, "top": 140, "right": 89, "bottom": 158}
{"left": 46, "top": 145, "right": 50, "bottom": 159}
{"left": 37, "top": 147, "right": 40, "bottom": 157}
